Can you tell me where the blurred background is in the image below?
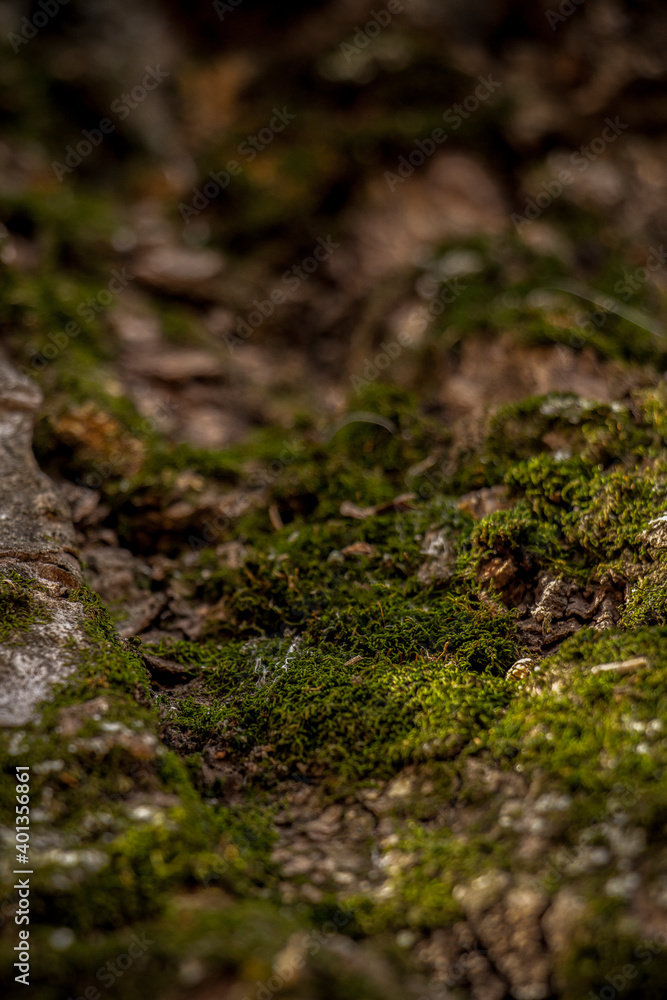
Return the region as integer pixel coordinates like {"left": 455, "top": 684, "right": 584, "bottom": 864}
{"left": 1, "top": 0, "right": 667, "bottom": 470}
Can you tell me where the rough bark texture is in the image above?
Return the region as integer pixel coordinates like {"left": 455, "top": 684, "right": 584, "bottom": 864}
{"left": 0, "top": 353, "right": 84, "bottom": 725}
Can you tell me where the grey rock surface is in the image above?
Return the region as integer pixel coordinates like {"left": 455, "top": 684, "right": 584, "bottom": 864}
{"left": 0, "top": 350, "right": 86, "bottom": 725}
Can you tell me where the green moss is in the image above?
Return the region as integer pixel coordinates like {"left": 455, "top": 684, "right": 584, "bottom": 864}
{"left": 8, "top": 37, "right": 667, "bottom": 998}
{"left": 487, "top": 625, "right": 667, "bottom": 804}
{"left": 0, "top": 586, "right": 282, "bottom": 934}
{"left": 351, "top": 823, "right": 512, "bottom": 934}
{"left": 504, "top": 457, "right": 667, "bottom": 582}
{"left": 61, "top": 585, "right": 152, "bottom": 699}
{"left": 454, "top": 389, "right": 667, "bottom": 497}
{"left": 247, "top": 383, "right": 449, "bottom": 527}
{"left": 421, "top": 232, "right": 667, "bottom": 367}
{"left": 132, "top": 440, "right": 242, "bottom": 486}
{"left": 186, "top": 496, "right": 463, "bottom": 640}
{"left": 1, "top": 903, "right": 302, "bottom": 1000}
{"left": 157, "top": 588, "right": 517, "bottom": 781}
{"left": 0, "top": 725, "right": 277, "bottom": 931}
{"left": 29, "top": 358, "right": 442, "bottom": 551}
{"left": 463, "top": 500, "right": 563, "bottom": 577}
{"left": 344, "top": 616, "right": 667, "bottom": 957}
{"left": 444, "top": 390, "right": 667, "bottom": 585}
{"left": 560, "top": 922, "right": 667, "bottom": 1000}
{"left": 0, "top": 571, "right": 51, "bottom": 641}
{"left": 0, "top": 897, "right": 409, "bottom": 1000}
{"left": 484, "top": 394, "right": 648, "bottom": 478}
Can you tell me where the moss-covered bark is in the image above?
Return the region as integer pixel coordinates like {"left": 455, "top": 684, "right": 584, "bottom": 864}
{"left": 3, "top": 4, "right": 667, "bottom": 996}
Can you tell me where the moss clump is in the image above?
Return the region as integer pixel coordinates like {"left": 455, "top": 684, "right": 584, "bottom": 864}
{"left": 351, "top": 822, "right": 512, "bottom": 934}
{"left": 483, "top": 394, "right": 646, "bottom": 481}
{"left": 463, "top": 500, "right": 563, "bottom": 578}
{"left": 447, "top": 390, "right": 667, "bottom": 587}
{"left": 346, "top": 619, "right": 667, "bottom": 962}
{"left": 62, "top": 585, "right": 152, "bottom": 699}
{"left": 0, "top": 897, "right": 408, "bottom": 1000}
{"left": 509, "top": 458, "right": 667, "bottom": 565}
{"left": 422, "top": 232, "right": 667, "bottom": 368}
{"left": 560, "top": 922, "right": 667, "bottom": 1000}
{"left": 246, "top": 382, "right": 450, "bottom": 528}
{"left": 487, "top": 625, "right": 667, "bottom": 804}
{"left": 306, "top": 592, "right": 516, "bottom": 669}
{"left": 0, "top": 724, "right": 278, "bottom": 930}
{"left": 0, "top": 570, "right": 51, "bottom": 641}
{"left": 621, "top": 570, "right": 667, "bottom": 627}
{"left": 0, "top": 586, "right": 283, "bottom": 935}
{"left": 188, "top": 495, "right": 464, "bottom": 638}
{"left": 157, "top": 588, "right": 517, "bottom": 781}
{"left": 452, "top": 386, "right": 667, "bottom": 495}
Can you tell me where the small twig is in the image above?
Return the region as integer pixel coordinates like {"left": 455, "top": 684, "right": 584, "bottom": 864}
{"left": 591, "top": 656, "right": 649, "bottom": 675}
{"left": 269, "top": 504, "right": 283, "bottom": 531}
